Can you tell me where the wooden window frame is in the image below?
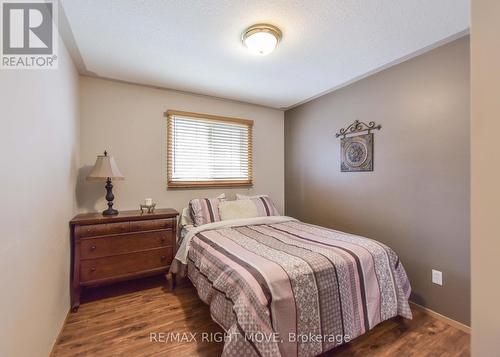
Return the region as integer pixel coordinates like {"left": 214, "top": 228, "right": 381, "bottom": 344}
{"left": 166, "top": 110, "right": 254, "bottom": 188}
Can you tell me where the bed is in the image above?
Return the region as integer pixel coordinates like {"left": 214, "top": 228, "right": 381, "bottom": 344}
{"left": 170, "top": 215, "right": 412, "bottom": 357}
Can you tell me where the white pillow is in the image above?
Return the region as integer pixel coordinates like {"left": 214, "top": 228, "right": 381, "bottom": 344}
{"left": 218, "top": 200, "right": 259, "bottom": 221}
{"left": 236, "top": 193, "right": 268, "bottom": 200}
{"left": 180, "top": 207, "right": 193, "bottom": 226}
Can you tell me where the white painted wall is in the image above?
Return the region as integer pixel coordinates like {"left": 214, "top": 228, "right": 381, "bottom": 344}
{"left": 0, "top": 39, "right": 80, "bottom": 356}
{"left": 78, "top": 77, "right": 284, "bottom": 215}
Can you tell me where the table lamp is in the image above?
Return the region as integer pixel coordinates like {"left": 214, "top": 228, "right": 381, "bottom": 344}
{"left": 86, "top": 151, "right": 125, "bottom": 216}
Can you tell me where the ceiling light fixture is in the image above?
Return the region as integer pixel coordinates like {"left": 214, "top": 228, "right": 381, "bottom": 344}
{"left": 242, "top": 24, "right": 282, "bottom": 56}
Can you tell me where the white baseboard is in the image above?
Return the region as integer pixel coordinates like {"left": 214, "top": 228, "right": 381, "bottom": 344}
{"left": 49, "top": 308, "right": 71, "bottom": 356}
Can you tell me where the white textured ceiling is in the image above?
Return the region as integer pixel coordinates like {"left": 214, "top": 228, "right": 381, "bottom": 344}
{"left": 61, "top": 0, "right": 469, "bottom": 109}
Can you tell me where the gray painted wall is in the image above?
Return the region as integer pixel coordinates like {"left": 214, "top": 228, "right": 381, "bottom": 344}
{"left": 285, "top": 37, "right": 470, "bottom": 324}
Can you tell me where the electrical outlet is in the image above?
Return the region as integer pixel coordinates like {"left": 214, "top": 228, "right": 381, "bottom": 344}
{"left": 432, "top": 269, "right": 443, "bottom": 286}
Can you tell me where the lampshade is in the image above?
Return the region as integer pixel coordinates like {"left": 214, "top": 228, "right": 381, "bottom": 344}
{"left": 86, "top": 152, "right": 124, "bottom": 181}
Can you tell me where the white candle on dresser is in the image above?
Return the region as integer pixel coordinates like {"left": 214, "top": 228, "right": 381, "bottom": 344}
{"left": 145, "top": 198, "right": 153, "bottom": 206}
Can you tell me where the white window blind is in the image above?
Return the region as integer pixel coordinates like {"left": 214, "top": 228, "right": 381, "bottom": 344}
{"left": 167, "top": 111, "right": 253, "bottom": 188}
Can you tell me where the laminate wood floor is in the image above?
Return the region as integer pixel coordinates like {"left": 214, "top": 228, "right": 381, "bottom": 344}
{"left": 51, "top": 276, "right": 470, "bottom": 357}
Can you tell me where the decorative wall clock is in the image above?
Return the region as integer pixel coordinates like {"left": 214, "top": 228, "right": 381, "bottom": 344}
{"left": 336, "top": 120, "right": 381, "bottom": 172}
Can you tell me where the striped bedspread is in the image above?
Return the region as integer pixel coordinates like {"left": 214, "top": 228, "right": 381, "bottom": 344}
{"left": 171, "top": 217, "right": 412, "bottom": 357}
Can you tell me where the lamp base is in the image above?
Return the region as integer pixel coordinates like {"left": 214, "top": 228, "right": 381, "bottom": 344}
{"left": 102, "top": 208, "right": 119, "bottom": 216}
{"left": 103, "top": 178, "right": 119, "bottom": 216}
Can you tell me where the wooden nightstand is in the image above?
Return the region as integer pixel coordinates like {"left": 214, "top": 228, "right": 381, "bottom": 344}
{"left": 70, "top": 208, "right": 179, "bottom": 312}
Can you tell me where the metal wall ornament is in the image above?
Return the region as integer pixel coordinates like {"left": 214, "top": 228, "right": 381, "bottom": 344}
{"left": 336, "top": 120, "right": 381, "bottom": 172}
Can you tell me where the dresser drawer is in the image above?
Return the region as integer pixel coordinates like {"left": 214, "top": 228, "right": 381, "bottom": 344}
{"left": 80, "top": 247, "right": 173, "bottom": 283}
{"left": 80, "top": 230, "right": 174, "bottom": 259}
{"left": 130, "top": 218, "right": 175, "bottom": 232}
{"left": 75, "top": 222, "right": 130, "bottom": 238}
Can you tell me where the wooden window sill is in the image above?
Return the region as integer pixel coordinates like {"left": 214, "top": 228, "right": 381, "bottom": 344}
{"left": 167, "top": 180, "right": 253, "bottom": 189}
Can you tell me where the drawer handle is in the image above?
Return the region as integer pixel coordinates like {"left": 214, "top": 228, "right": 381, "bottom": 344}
{"left": 90, "top": 245, "right": 96, "bottom": 251}
{"left": 90, "top": 267, "right": 96, "bottom": 272}
{"left": 161, "top": 256, "right": 166, "bottom": 261}
{"left": 161, "top": 238, "right": 166, "bottom": 243}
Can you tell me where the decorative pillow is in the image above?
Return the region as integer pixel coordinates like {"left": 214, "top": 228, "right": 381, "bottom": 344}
{"left": 219, "top": 200, "right": 259, "bottom": 221}
{"left": 189, "top": 193, "right": 225, "bottom": 226}
{"left": 246, "top": 196, "right": 280, "bottom": 217}
{"left": 236, "top": 193, "right": 268, "bottom": 200}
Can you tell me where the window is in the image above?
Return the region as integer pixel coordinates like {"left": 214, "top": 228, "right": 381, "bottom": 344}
{"left": 167, "top": 110, "right": 253, "bottom": 188}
